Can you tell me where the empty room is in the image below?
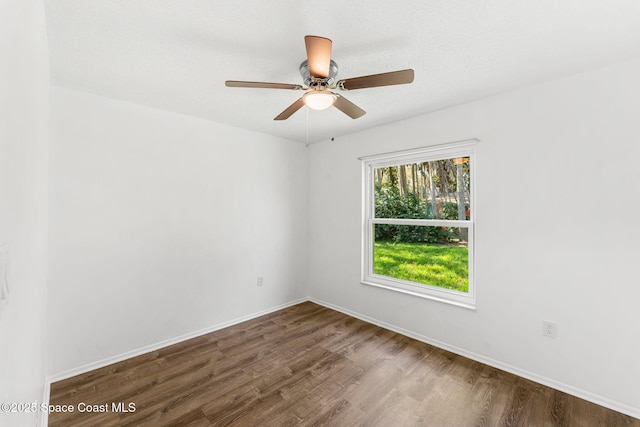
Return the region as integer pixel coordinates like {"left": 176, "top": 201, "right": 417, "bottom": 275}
{"left": 1, "top": 1, "right": 640, "bottom": 426}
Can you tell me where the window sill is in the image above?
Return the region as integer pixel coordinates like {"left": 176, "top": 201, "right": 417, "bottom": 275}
{"left": 361, "top": 279, "right": 477, "bottom": 311}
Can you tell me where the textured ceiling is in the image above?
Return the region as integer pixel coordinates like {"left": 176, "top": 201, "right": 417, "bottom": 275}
{"left": 45, "top": 0, "right": 640, "bottom": 143}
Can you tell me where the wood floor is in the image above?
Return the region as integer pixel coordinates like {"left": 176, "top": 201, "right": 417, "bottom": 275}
{"left": 49, "top": 302, "right": 639, "bottom": 426}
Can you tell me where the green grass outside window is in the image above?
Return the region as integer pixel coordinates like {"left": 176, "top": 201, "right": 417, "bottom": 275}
{"left": 373, "top": 241, "right": 468, "bottom": 292}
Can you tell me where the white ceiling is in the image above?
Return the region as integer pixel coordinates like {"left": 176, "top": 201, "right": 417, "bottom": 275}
{"left": 45, "top": 0, "right": 640, "bottom": 144}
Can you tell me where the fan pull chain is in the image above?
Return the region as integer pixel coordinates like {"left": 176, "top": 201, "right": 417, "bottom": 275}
{"left": 306, "top": 105, "right": 309, "bottom": 146}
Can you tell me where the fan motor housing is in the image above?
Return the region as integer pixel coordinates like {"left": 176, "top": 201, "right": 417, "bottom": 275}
{"left": 299, "top": 59, "right": 338, "bottom": 87}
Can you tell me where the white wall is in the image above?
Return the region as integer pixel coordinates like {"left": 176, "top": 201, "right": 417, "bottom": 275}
{"left": 308, "top": 59, "right": 640, "bottom": 417}
{"left": 48, "top": 88, "right": 309, "bottom": 376}
{"left": 0, "top": 0, "right": 49, "bottom": 426}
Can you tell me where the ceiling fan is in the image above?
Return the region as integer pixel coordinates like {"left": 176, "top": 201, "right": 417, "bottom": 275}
{"left": 225, "top": 36, "right": 414, "bottom": 120}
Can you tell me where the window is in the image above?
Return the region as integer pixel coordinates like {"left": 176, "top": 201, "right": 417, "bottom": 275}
{"left": 361, "top": 140, "right": 477, "bottom": 309}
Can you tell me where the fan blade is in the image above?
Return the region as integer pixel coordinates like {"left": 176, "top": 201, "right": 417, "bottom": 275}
{"left": 226, "top": 81, "right": 303, "bottom": 90}
{"left": 337, "top": 69, "right": 414, "bottom": 90}
{"left": 333, "top": 94, "right": 366, "bottom": 119}
{"left": 274, "top": 98, "right": 305, "bottom": 120}
{"left": 305, "top": 35, "right": 332, "bottom": 78}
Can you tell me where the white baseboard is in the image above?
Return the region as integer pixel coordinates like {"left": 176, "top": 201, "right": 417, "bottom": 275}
{"left": 309, "top": 297, "right": 640, "bottom": 421}
{"left": 47, "top": 297, "right": 307, "bottom": 384}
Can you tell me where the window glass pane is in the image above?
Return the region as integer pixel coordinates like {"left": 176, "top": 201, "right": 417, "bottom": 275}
{"left": 374, "top": 158, "right": 470, "bottom": 220}
{"left": 373, "top": 224, "right": 468, "bottom": 292}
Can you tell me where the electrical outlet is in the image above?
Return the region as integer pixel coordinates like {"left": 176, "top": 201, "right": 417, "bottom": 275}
{"left": 257, "top": 276, "right": 264, "bottom": 287}
{"left": 542, "top": 321, "right": 557, "bottom": 338}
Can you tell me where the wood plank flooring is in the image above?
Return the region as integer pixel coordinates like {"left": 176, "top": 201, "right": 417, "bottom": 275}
{"left": 49, "top": 302, "right": 639, "bottom": 426}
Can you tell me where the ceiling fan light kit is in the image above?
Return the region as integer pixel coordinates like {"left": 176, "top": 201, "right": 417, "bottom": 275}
{"left": 303, "top": 91, "right": 336, "bottom": 110}
{"left": 225, "top": 35, "right": 414, "bottom": 121}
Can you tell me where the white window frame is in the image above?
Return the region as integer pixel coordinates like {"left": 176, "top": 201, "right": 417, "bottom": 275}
{"left": 360, "top": 139, "right": 478, "bottom": 309}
